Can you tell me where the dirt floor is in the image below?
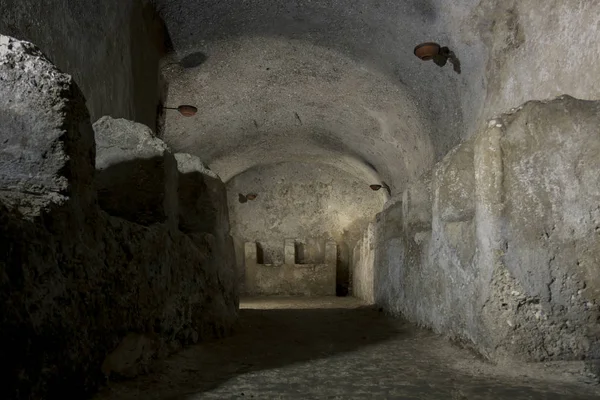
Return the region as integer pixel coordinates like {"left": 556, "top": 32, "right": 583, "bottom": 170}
{"left": 93, "top": 297, "right": 600, "bottom": 399}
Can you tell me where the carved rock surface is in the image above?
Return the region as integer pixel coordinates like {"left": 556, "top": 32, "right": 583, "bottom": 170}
{"left": 355, "top": 96, "right": 600, "bottom": 378}
{"left": 0, "top": 35, "right": 95, "bottom": 217}
{"left": 0, "top": 36, "right": 237, "bottom": 400}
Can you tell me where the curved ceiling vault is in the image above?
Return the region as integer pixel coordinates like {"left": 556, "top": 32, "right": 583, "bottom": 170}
{"left": 155, "top": 0, "right": 464, "bottom": 194}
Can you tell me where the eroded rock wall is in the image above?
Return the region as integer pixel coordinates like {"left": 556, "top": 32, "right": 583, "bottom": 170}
{"left": 353, "top": 96, "right": 600, "bottom": 375}
{"left": 438, "top": 0, "right": 600, "bottom": 140}
{"left": 0, "top": 0, "right": 166, "bottom": 128}
{"left": 175, "top": 152, "right": 238, "bottom": 315}
{"left": 0, "top": 36, "right": 237, "bottom": 399}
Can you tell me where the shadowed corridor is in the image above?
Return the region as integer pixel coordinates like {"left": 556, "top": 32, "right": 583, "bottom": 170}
{"left": 1, "top": 1, "right": 599, "bottom": 399}
{"left": 94, "top": 298, "right": 600, "bottom": 400}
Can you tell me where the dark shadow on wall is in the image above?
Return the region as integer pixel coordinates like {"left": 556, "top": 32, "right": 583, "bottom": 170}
{"left": 295, "top": 241, "right": 306, "bottom": 263}
{"left": 256, "top": 242, "right": 266, "bottom": 264}
{"left": 130, "top": 0, "right": 174, "bottom": 132}
{"left": 96, "top": 157, "right": 171, "bottom": 226}
{"left": 0, "top": 0, "right": 171, "bottom": 130}
{"left": 432, "top": 46, "right": 462, "bottom": 74}
{"left": 178, "top": 171, "right": 218, "bottom": 235}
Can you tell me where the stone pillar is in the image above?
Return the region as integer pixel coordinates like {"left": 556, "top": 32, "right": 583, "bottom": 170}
{"left": 244, "top": 242, "right": 257, "bottom": 266}
{"left": 284, "top": 239, "right": 296, "bottom": 265}
{"left": 325, "top": 241, "right": 337, "bottom": 266}
{"left": 474, "top": 121, "right": 505, "bottom": 288}
{"left": 244, "top": 242, "right": 258, "bottom": 290}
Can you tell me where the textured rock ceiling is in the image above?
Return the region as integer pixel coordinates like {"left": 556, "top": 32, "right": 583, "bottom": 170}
{"left": 156, "top": 0, "right": 465, "bottom": 193}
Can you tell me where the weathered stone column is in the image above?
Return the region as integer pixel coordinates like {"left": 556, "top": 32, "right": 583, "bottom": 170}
{"left": 245, "top": 242, "right": 258, "bottom": 290}
{"left": 325, "top": 240, "right": 337, "bottom": 266}
{"left": 284, "top": 239, "right": 296, "bottom": 265}
{"left": 474, "top": 120, "right": 505, "bottom": 292}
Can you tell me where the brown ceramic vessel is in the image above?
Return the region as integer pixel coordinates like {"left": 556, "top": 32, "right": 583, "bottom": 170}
{"left": 414, "top": 42, "right": 441, "bottom": 61}
{"left": 177, "top": 105, "right": 198, "bottom": 116}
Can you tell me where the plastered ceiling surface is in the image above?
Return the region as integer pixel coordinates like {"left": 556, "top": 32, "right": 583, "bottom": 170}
{"left": 156, "top": 0, "right": 465, "bottom": 193}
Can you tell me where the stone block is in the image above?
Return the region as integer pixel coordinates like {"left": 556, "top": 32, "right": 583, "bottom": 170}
{"left": 93, "top": 117, "right": 178, "bottom": 227}
{"left": 0, "top": 35, "right": 95, "bottom": 217}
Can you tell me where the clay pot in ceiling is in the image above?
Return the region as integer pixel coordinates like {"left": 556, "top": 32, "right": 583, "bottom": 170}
{"left": 413, "top": 42, "right": 441, "bottom": 61}
{"left": 177, "top": 105, "right": 198, "bottom": 116}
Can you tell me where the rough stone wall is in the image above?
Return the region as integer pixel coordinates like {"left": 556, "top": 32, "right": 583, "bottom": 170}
{"left": 353, "top": 96, "right": 600, "bottom": 375}
{"left": 0, "top": 37, "right": 237, "bottom": 399}
{"left": 226, "top": 162, "right": 385, "bottom": 295}
{"left": 488, "top": 98, "right": 600, "bottom": 364}
{"left": 0, "top": 0, "right": 166, "bottom": 129}
{"left": 438, "top": 0, "right": 600, "bottom": 138}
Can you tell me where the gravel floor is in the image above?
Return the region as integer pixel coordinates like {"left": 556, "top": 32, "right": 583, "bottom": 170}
{"left": 94, "top": 297, "right": 600, "bottom": 400}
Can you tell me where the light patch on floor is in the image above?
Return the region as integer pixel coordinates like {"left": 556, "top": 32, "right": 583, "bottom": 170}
{"left": 240, "top": 296, "right": 366, "bottom": 310}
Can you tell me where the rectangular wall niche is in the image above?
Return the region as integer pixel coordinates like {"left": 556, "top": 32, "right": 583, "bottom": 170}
{"left": 244, "top": 239, "right": 337, "bottom": 296}
{"left": 294, "top": 238, "right": 326, "bottom": 264}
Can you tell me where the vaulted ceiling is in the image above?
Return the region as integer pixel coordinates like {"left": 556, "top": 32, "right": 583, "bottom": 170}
{"left": 155, "top": 0, "right": 466, "bottom": 193}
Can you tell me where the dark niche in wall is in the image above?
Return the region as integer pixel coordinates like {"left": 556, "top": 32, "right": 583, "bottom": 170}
{"left": 295, "top": 241, "right": 305, "bottom": 264}
{"left": 256, "top": 242, "right": 265, "bottom": 264}
{"left": 252, "top": 242, "right": 283, "bottom": 265}
{"left": 255, "top": 242, "right": 278, "bottom": 264}
{"left": 294, "top": 239, "right": 326, "bottom": 264}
